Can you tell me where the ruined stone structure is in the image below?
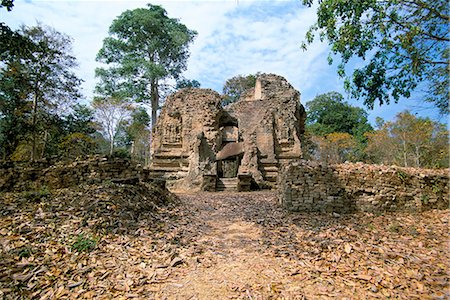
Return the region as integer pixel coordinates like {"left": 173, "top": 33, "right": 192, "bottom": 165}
{"left": 0, "top": 156, "right": 155, "bottom": 192}
{"left": 279, "top": 161, "right": 449, "bottom": 213}
{"left": 149, "top": 74, "right": 306, "bottom": 191}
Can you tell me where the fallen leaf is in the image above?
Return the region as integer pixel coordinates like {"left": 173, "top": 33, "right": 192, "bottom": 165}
{"left": 68, "top": 281, "right": 84, "bottom": 289}
{"left": 344, "top": 243, "right": 352, "bottom": 254}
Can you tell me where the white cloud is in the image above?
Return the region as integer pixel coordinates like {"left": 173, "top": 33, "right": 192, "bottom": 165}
{"left": 2, "top": 0, "right": 443, "bottom": 124}
{"left": 3, "top": 0, "right": 332, "bottom": 103}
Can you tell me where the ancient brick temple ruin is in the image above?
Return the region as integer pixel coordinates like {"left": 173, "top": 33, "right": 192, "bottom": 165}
{"left": 149, "top": 74, "right": 306, "bottom": 192}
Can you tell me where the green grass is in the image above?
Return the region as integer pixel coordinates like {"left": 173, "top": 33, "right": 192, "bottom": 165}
{"left": 71, "top": 233, "right": 98, "bottom": 253}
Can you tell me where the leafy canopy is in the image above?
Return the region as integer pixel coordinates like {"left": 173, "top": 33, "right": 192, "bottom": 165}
{"left": 222, "top": 73, "right": 258, "bottom": 106}
{"left": 0, "top": 24, "right": 83, "bottom": 160}
{"left": 302, "top": 0, "right": 449, "bottom": 114}
{"left": 95, "top": 4, "right": 197, "bottom": 125}
{"left": 0, "top": 62, "right": 32, "bottom": 159}
{"left": 176, "top": 79, "right": 201, "bottom": 90}
{"left": 306, "top": 92, "right": 373, "bottom": 140}
{"left": 21, "top": 24, "right": 82, "bottom": 107}
{"left": 0, "top": 0, "right": 13, "bottom": 10}
{"left": 0, "top": 0, "right": 35, "bottom": 60}
{"left": 365, "top": 111, "right": 449, "bottom": 168}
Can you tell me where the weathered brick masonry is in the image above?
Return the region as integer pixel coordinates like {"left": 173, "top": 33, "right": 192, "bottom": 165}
{"left": 279, "top": 161, "right": 449, "bottom": 213}
{"left": 0, "top": 156, "right": 145, "bottom": 192}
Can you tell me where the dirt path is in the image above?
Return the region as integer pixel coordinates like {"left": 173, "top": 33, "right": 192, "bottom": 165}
{"left": 152, "top": 192, "right": 448, "bottom": 299}
{"left": 160, "top": 192, "right": 299, "bottom": 299}
{"left": 1, "top": 189, "right": 448, "bottom": 299}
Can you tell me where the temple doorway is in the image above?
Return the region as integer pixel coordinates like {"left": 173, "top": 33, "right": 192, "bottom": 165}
{"left": 217, "top": 156, "right": 241, "bottom": 178}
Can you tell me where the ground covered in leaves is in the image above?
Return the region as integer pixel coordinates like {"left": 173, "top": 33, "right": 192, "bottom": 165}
{"left": 0, "top": 186, "right": 448, "bottom": 299}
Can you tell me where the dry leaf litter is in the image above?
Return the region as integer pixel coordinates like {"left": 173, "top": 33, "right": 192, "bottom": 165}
{"left": 0, "top": 186, "right": 448, "bottom": 299}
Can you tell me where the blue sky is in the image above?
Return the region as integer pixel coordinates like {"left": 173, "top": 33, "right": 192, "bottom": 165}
{"left": 2, "top": 0, "right": 447, "bottom": 125}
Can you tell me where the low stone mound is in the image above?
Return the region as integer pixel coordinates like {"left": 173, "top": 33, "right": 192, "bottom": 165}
{"left": 0, "top": 156, "right": 143, "bottom": 192}
{"left": 1, "top": 181, "right": 176, "bottom": 234}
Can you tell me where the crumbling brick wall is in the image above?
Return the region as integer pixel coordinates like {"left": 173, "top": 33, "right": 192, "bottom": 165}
{"left": 279, "top": 161, "right": 449, "bottom": 213}
{"left": 0, "top": 156, "right": 142, "bottom": 192}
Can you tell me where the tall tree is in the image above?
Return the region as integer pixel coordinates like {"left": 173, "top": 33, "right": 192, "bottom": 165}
{"left": 306, "top": 92, "right": 373, "bottom": 140}
{"left": 365, "top": 111, "right": 449, "bottom": 168}
{"left": 21, "top": 24, "right": 82, "bottom": 160}
{"left": 301, "top": 0, "right": 449, "bottom": 114}
{"left": 306, "top": 92, "right": 373, "bottom": 162}
{"left": 95, "top": 4, "right": 197, "bottom": 127}
{"left": 0, "top": 24, "right": 82, "bottom": 160}
{"left": 222, "top": 73, "right": 258, "bottom": 105}
{"left": 0, "top": 62, "right": 32, "bottom": 160}
{"left": 92, "top": 97, "right": 132, "bottom": 156}
{"left": 1, "top": 0, "right": 35, "bottom": 61}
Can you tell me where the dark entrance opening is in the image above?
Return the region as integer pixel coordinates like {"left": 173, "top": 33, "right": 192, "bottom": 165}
{"left": 217, "top": 156, "right": 241, "bottom": 178}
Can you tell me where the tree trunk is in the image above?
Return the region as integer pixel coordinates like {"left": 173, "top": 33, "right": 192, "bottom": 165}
{"left": 415, "top": 145, "right": 421, "bottom": 168}
{"left": 402, "top": 139, "right": 408, "bottom": 167}
{"left": 31, "top": 91, "right": 38, "bottom": 162}
{"left": 150, "top": 79, "right": 159, "bottom": 127}
{"left": 109, "top": 135, "right": 114, "bottom": 156}
{"left": 149, "top": 79, "right": 159, "bottom": 162}
{"left": 40, "top": 130, "right": 49, "bottom": 159}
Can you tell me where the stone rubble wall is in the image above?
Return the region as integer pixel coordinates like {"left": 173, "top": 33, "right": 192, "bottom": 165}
{"left": 279, "top": 161, "right": 449, "bottom": 213}
{"left": 0, "top": 156, "right": 143, "bottom": 192}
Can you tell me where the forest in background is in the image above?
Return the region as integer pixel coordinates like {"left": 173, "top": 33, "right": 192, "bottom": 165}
{"left": 1, "top": 1, "right": 448, "bottom": 168}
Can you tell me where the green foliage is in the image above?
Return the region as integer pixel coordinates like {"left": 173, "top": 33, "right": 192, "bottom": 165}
{"left": 432, "top": 182, "right": 442, "bottom": 194}
{"left": 71, "top": 233, "right": 98, "bottom": 253}
{"left": 19, "top": 24, "right": 82, "bottom": 103}
{"left": 59, "top": 133, "right": 96, "bottom": 159}
{"left": 112, "top": 147, "right": 131, "bottom": 159}
{"left": 306, "top": 92, "right": 373, "bottom": 162}
{"left": 420, "top": 194, "right": 430, "bottom": 205}
{"left": 64, "top": 104, "right": 96, "bottom": 135}
{"left": 302, "top": 0, "right": 449, "bottom": 114}
{"left": 365, "top": 111, "right": 449, "bottom": 168}
{"left": 176, "top": 79, "right": 201, "bottom": 90}
{"left": 1, "top": 0, "right": 14, "bottom": 10}
{"left": 222, "top": 73, "right": 258, "bottom": 105}
{"left": 306, "top": 92, "right": 373, "bottom": 139}
{"left": 21, "top": 186, "right": 50, "bottom": 202}
{"left": 397, "top": 171, "right": 407, "bottom": 182}
{"left": 96, "top": 4, "right": 197, "bottom": 126}
{"left": 366, "top": 223, "right": 375, "bottom": 231}
{"left": 0, "top": 63, "right": 33, "bottom": 160}
{"left": 126, "top": 107, "right": 151, "bottom": 139}
{"left": 1, "top": 0, "right": 36, "bottom": 61}
{"left": 0, "top": 24, "right": 83, "bottom": 161}
{"left": 102, "top": 179, "right": 114, "bottom": 187}
{"left": 16, "top": 246, "right": 32, "bottom": 258}
{"left": 388, "top": 222, "right": 402, "bottom": 233}
{"left": 119, "top": 107, "right": 151, "bottom": 163}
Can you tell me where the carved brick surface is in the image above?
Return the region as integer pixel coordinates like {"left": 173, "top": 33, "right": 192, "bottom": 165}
{"left": 149, "top": 74, "right": 306, "bottom": 192}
